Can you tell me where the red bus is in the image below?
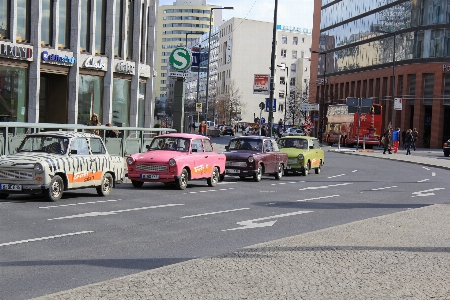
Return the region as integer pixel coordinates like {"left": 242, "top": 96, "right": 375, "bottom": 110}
{"left": 325, "top": 104, "right": 383, "bottom": 148}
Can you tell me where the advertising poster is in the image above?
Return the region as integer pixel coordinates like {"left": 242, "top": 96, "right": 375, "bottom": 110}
{"left": 253, "top": 74, "right": 270, "bottom": 95}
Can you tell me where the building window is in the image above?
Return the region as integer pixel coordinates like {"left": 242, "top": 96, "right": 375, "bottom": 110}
{"left": 0, "top": 0, "right": 11, "bottom": 39}
{"left": 290, "top": 64, "right": 296, "bottom": 72}
{"left": 78, "top": 75, "right": 104, "bottom": 126}
{"left": 301, "top": 51, "right": 304, "bottom": 58}
{"left": 161, "top": 80, "right": 166, "bottom": 84}
{"left": 290, "top": 78, "right": 296, "bottom": 86}
{"left": 161, "top": 73, "right": 166, "bottom": 77}
{"left": 95, "top": 0, "right": 106, "bottom": 55}
{"left": 16, "top": 0, "right": 31, "bottom": 43}
{"left": 282, "top": 35, "right": 287, "bottom": 44}
{"left": 114, "top": 0, "right": 123, "bottom": 57}
{"left": 140, "top": 4, "right": 146, "bottom": 62}
{"left": 161, "top": 59, "right": 168, "bottom": 63}
{"left": 41, "top": 0, "right": 53, "bottom": 46}
{"left": 280, "top": 77, "right": 285, "bottom": 84}
{"left": 80, "top": 0, "right": 91, "bottom": 52}
{"left": 281, "top": 49, "right": 286, "bottom": 57}
{"left": 126, "top": 0, "right": 134, "bottom": 59}
{"left": 279, "top": 91, "right": 285, "bottom": 99}
{"left": 0, "top": 66, "right": 27, "bottom": 122}
{"left": 292, "top": 50, "right": 297, "bottom": 59}
{"left": 138, "top": 82, "right": 145, "bottom": 127}
{"left": 293, "top": 37, "right": 298, "bottom": 45}
{"left": 112, "top": 79, "right": 131, "bottom": 127}
{"left": 302, "top": 37, "right": 305, "bottom": 43}
{"left": 58, "top": 0, "right": 70, "bottom": 49}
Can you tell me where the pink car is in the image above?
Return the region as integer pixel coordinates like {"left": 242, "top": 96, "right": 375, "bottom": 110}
{"left": 126, "top": 133, "right": 226, "bottom": 190}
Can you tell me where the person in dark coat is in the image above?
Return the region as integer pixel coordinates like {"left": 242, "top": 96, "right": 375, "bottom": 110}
{"left": 401, "top": 129, "right": 407, "bottom": 149}
{"left": 382, "top": 128, "right": 392, "bottom": 154}
{"left": 405, "top": 129, "right": 414, "bottom": 155}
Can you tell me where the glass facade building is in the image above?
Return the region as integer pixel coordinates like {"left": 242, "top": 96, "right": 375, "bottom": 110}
{"left": 312, "top": 0, "right": 450, "bottom": 148}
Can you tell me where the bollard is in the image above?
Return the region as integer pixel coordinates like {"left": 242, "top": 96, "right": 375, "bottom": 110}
{"left": 363, "top": 135, "right": 366, "bottom": 150}
{"left": 338, "top": 135, "right": 341, "bottom": 150}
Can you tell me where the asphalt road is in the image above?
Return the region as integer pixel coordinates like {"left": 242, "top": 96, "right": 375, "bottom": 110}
{"left": 0, "top": 138, "right": 448, "bottom": 299}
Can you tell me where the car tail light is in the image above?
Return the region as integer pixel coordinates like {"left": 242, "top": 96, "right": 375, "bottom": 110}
{"left": 445, "top": 143, "right": 448, "bottom": 147}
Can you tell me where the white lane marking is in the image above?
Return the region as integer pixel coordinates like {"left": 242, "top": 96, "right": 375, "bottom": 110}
{"left": 299, "top": 183, "right": 352, "bottom": 191}
{"left": 297, "top": 195, "right": 340, "bottom": 202}
{"left": 417, "top": 179, "right": 429, "bottom": 183}
{"left": 260, "top": 191, "right": 276, "bottom": 193}
{"left": 327, "top": 174, "right": 345, "bottom": 179}
{"left": 411, "top": 188, "right": 445, "bottom": 198}
{"left": 217, "top": 181, "right": 237, "bottom": 185}
{"left": 181, "top": 208, "right": 250, "bottom": 219}
{"left": 223, "top": 210, "right": 314, "bottom": 231}
{"left": 0, "top": 231, "right": 94, "bottom": 247}
{"left": 352, "top": 170, "right": 357, "bottom": 173}
{"left": 190, "top": 192, "right": 197, "bottom": 194}
{"left": 47, "top": 204, "right": 184, "bottom": 220}
{"left": 422, "top": 167, "right": 430, "bottom": 171}
{"left": 40, "top": 199, "right": 123, "bottom": 209}
{"left": 432, "top": 172, "right": 436, "bottom": 177}
{"left": 272, "top": 181, "right": 305, "bottom": 186}
{"left": 182, "top": 188, "right": 235, "bottom": 194}
{"left": 199, "top": 191, "right": 208, "bottom": 193}
{"left": 371, "top": 186, "right": 397, "bottom": 191}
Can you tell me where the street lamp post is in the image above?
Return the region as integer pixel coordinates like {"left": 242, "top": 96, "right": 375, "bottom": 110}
{"left": 277, "top": 64, "right": 288, "bottom": 129}
{"left": 312, "top": 50, "right": 326, "bottom": 143}
{"left": 205, "top": 6, "right": 233, "bottom": 122}
{"left": 185, "top": 31, "right": 203, "bottom": 47}
{"left": 379, "top": 30, "right": 396, "bottom": 129}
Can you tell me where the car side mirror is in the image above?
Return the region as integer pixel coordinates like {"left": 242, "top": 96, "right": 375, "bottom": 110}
{"left": 146, "top": 145, "right": 150, "bottom": 150}
{"left": 225, "top": 146, "right": 229, "bottom": 151}
{"left": 70, "top": 149, "right": 78, "bottom": 155}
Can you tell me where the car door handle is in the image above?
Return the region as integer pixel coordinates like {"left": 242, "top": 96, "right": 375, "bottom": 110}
{"left": 204, "top": 156, "right": 209, "bottom": 158}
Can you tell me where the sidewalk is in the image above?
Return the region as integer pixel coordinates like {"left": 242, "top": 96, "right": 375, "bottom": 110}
{"left": 34, "top": 149, "right": 450, "bottom": 300}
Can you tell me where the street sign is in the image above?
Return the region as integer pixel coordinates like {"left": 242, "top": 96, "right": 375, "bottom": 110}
{"left": 259, "top": 102, "right": 265, "bottom": 110}
{"left": 195, "top": 103, "right": 202, "bottom": 112}
{"left": 261, "top": 117, "right": 266, "bottom": 124}
{"left": 169, "top": 47, "right": 192, "bottom": 72}
{"left": 301, "top": 103, "right": 319, "bottom": 111}
{"left": 394, "top": 98, "right": 403, "bottom": 110}
{"left": 346, "top": 97, "right": 358, "bottom": 106}
{"left": 265, "top": 98, "right": 277, "bottom": 112}
{"left": 361, "top": 98, "right": 373, "bottom": 107}
{"left": 168, "top": 72, "right": 189, "bottom": 78}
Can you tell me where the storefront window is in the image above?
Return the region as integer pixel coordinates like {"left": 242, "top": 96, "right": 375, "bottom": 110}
{"left": 58, "top": 0, "right": 70, "bottom": 49}
{"left": 138, "top": 81, "right": 146, "bottom": 127}
{"left": 0, "top": 0, "right": 10, "bottom": 39}
{"left": 112, "top": 79, "right": 130, "bottom": 127}
{"left": 41, "top": 0, "right": 53, "bottom": 46}
{"left": 80, "top": 0, "right": 91, "bottom": 52}
{"left": 16, "top": 0, "right": 31, "bottom": 43}
{"left": 78, "top": 75, "right": 103, "bottom": 125}
{"left": 0, "top": 66, "right": 27, "bottom": 122}
{"left": 95, "top": 0, "right": 106, "bottom": 55}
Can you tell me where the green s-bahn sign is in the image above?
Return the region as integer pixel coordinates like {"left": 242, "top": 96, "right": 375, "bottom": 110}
{"left": 169, "top": 47, "right": 192, "bottom": 72}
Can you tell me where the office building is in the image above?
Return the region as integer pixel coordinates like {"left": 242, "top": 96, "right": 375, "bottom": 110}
{"left": 311, "top": 0, "right": 450, "bottom": 148}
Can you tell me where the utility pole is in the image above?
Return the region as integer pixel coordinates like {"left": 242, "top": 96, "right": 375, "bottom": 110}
{"left": 268, "top": 0, "right": 278, "bottom": 137}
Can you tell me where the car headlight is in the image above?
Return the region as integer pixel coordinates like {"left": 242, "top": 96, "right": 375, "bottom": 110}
{"left": 169, "top": 158, "right": 176, "bottom": 167}
{"left": 248, "top": 156, "right": 254, "bottom": 163}
{"left": 297, "top": 154, "right": 304, "bottom": 160}
{"left": 34, "top": 163, "right": 44, "bottom": 173}
{"left": 126, "top": 157, "right": 135, "bottom": 165}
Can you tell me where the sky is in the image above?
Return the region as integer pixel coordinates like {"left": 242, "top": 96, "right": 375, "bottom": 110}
{"left": 158, "top": 0, "right": 314, "bottom": 29}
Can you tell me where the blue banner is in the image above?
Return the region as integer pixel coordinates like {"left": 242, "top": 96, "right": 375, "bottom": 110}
{"left": 265, "top": 98, "right": 277, "bottom": 112}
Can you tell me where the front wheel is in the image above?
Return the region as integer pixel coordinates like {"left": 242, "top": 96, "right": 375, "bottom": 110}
{"left": 207, "top": 167, "right": 219, "bottom": 187}
{"left": 175, "top": 168, "right": 189, "bottom": 190}
{"left": 302, "top": 163, "right": 310, "bottom": 176}
{"left": 45, "top": 175, "right": 64, "bottom": 202}
{"left": 131, "top": 180, "right": 144, "bottom": 188}
{"left": 315, "top": 166, "right": 321, "bottom": 174}
{"left": 97, "top": 173, "right": 113, "bottom": 196}
{"left": 0, "top": 193, "right": 9, "bottom": 199}
{"left": 275, "top": 164, "right": 283, "bottom": 180}
{"left": 253, "top": 164, "right": 263, "bottom": 182}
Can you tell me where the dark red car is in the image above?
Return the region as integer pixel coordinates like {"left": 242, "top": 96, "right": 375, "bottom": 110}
{"left": 221, "top": 136, "right": 288, "bottom": 181}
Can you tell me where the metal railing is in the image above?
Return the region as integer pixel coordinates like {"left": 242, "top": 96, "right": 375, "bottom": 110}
{"left": 0, "top": 122, "right": 176, "bottom": 157}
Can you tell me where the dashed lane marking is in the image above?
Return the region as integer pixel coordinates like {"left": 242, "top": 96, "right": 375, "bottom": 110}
{"left": 183, "top": 187, "right": 234, "bottom": 195}
{"left": 181, "top": 208, "right": 250, "bottom": 219}
{"left": 327, "top": 174, "right": 345, "bottom": 179}
{"left": 417, "top": 179, "right": 429, "bottom": 183}
{"left": 40, "top": 199, "right": 123, "bottom": 209}
{"left": 0, "top": 231, "right": 94, "bottom": 247}
{"left": 352, "top": 170, "right": 357, "bottom": 172}
{"left": 432, "top": 172, "right": 436, "bottom": 176}
{"left": 411, "top": 188, "right": 445, "bottom": 198}
{"left": 297, "top": 195, "right": 340, "bottom": 202}
{"left": 47, "top": 204, "right": 184, "bottom": 220}
{"left": 422, "top": 167, "right": 430, "bottom": 171}
{"left": 271, "top": 181, "right": 304, "bottom": 186}
{"left": 371, "top": 186, "right": 397, "bottom": 191}
{"left": 299, "top": 183, "right": 352, "bottom": 191}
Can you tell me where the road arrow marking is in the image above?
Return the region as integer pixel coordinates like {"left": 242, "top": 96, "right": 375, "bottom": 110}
{"left": 411, "top": 188, "right": 445, "bottom": 198}
{"left": 223, "top": 210, "right": 313, "bottom": 231}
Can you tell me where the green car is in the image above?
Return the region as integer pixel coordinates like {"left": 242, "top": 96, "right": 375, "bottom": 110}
{"left": 278, "top": 136, "right": 325, "bottom": 176}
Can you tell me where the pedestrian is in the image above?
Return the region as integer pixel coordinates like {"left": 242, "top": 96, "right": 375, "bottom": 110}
{"left": 405, "top": 129, "right": 414, "bottom": 155}
{"left": 199, "top": 121, "right": 208, "bottom": 136}
{"left": 382, "top": 128, "right": 392, "bottom": 154}
{"left": 412, "top": 128, "right": 419, "bottom": 151}
{"left": 261, "top": 125, "right": 266, "bottom": 137}
{"left": 86, "top": 113, "right": 101, "bottom": 135}
{"left": 392, "top": 127, "right": 400, "bottom": 153}
{"left": 105, "top": 123, "right": 119, "bottom": 138}
{"left": 401, "top": 129, "right": 407, "bottom": 149}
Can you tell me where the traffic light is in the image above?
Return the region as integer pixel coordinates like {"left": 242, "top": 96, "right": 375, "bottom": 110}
{"left": 259, "top": 102, "right": 265, "bottom": 110}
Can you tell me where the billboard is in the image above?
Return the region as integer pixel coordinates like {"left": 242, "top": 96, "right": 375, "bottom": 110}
{"left": 191, "top": 47, "right": 208, "bottom": 73}
{"left": 253, "top": 74, "right": 270, "bottom": 95}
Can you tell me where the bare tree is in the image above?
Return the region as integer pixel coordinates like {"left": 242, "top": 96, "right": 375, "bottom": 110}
{"left": 214, "top": 80, "right": 245, "bottom": 125}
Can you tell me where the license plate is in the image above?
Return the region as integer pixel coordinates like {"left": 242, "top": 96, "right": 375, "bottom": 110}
{"left": 0, "top": 184, "right": 22, "bottom": 191}
{"left": 288, "top": 159, "right": 298, "bottom": 164}
{"left": 141, "top": 174, "right": 159, "bottom": 179}
{"left": 226, "top": 169, "right": 240, "bottom": 174}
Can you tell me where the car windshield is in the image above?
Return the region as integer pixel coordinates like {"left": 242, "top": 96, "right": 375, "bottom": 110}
{"left": 149, "top": 137, "right": 191, "bottom": 152}
{"left": 278, "top": 139, "right": 308, "bottom": 149}
{"left": 228, "top": 139, "right": 262, "bottom": 151}
{"left": 18, "top": 136, "right": 70, "bottom": 155}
